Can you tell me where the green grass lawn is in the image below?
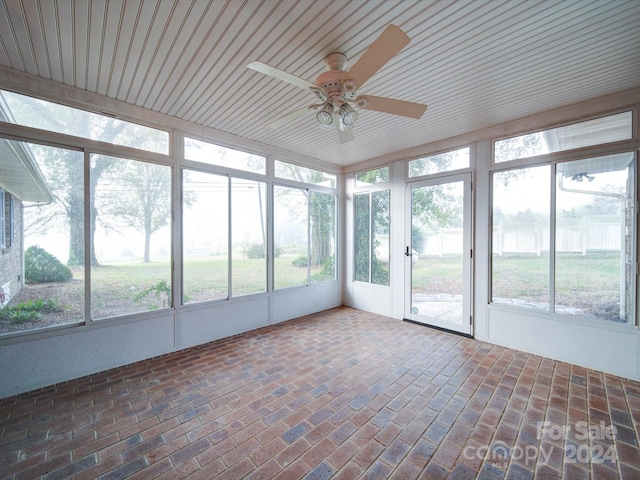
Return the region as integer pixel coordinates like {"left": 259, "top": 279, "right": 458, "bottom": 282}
{"left": 412, "top": 251, "right": 623, "bottom": 320}
{"left": 6, "top": 251, "right": 624, "bottom": 333}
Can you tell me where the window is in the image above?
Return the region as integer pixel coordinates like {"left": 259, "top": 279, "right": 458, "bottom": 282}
{"left": 274, "top": 186, "right": 308, "bottom": 290}
{"left": 491, "top": 152, "right": 636, "bottom": 323}
{"left": 7, "top": 195, "right": 14, "bottom": 248}
{"left": 2, "top": 142, "right": 85, "bottom": 334}
{"left": 492, "top": 166, "right": 551, "bottom": 309}
{"left": 275, "top": 160, "right": 336, "bottom": 188}
{"left": 309, "top": 191, "right": 336, "bottom": 283}
{"left": 495, "top": 111, "right": 632, "bottom": 163}
{"left": 182, "top": 170, "right": 229, "bottom": 303}
{"left": 0, "top": 90, "right": 169, "bottom": 154}
{"left": 232, "top": 178, "right": 267, "bottom": 296}
{"left": 273, "top": 187, "right": 337, "bottom": 290}
{"left": 408, "top": 147, "right": 470, "bottom": 177}
{"left": 0, "top": 189, "right": 12, "bottom": 249}
{"left": 354, "top": 190, "right": 390, "bottom": 285}
{"left": 0, "top": 94, "right": 339, "bottom": 337}
{"left": 356, "top": 166, "right": 389, "bottom": 187}
{"left": 91, "top": 154, "right": 172, "bottom": 319}
{"left": 185, "top": 137, "right": 265, "bottom": 174}
{"left": 555, "top": 154, "right": 635, "bottom": 322}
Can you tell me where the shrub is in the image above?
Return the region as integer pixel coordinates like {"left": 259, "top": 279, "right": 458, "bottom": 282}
{"left": 3, "top": 309, "right": 41, "bottom": 324}
{"left": 247, "top": 243, "right": 265, "bottom": 259}
{"left": 24, "top": 246, "right": 73, "bottom": 283}
{"left": 135, "top": 279, "right": 172, "bottom": 308}
{"left": 241, "top": 243, "right": 279, "bottom": 259}
{"left": 311, "top": 255, "right": 335, "bottom": 282}
{"left": 0, "top": 298, "right": 60, "bottom": 324}
{"left": 291, "top": 255, "right": 307, "bottom": 267}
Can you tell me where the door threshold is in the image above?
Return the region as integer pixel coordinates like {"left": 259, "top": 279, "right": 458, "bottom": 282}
{"left": 403, "top": 318, "right": 473, "bottom": 339}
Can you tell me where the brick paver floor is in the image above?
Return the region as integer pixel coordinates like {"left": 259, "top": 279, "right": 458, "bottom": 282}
{"left": 1, "top": 307, "right": 640, "bottom": 479}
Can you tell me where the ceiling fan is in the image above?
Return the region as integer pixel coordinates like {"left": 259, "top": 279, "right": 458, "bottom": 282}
{"left": 247, "top": 25, "right": 427, "bottom": 144}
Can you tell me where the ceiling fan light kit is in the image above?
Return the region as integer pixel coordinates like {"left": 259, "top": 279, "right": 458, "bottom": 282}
{"left": 316, "top": 103, "right": 334, "bottom": 126}
{"left": 339, "top": 103, "right": 358, "bottom": 126}
{"left": 247, "top": 25, "right": 427, "bottom": 143}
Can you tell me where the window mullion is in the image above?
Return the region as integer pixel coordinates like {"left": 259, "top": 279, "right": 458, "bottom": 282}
{"left": 227, "top": 175, "right": 233, "bottom": 299}
{"left": 306, "top": 189, "right": 311, "bottom": 287}
{"left": 550, "top": 163, "right": 557, "bottom": 314}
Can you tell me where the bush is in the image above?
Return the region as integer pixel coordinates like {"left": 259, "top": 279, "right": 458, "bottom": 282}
{"left": 311, "top": 255, "right": 335, "bottom": 282}
{"left": 0, "top": 298, "right": 60, "bottom": 324}
{"left": 291, "top": 255, "right": 307, "bottom": 267}
{"left": 135, "top": 279, "right": 172, "bottom": 308}
{"left": 247, "top": 243, "right": 265, "bottom": 259}
{"left": 24, "top": 246, "right": 73, "bottom": 283}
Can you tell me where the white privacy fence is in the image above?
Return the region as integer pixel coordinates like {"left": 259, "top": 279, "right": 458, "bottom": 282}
{"left": 493, "top": 215, "right": 622, "bottom": 255}
{"left": 416, "top": 215, "right": 622, "bottom": 256}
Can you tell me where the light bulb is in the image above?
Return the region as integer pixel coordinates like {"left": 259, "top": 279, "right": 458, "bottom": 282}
{"left": 316, "top": 103, "right": 334, "bottom": 126}
{"left": 339, "top": 103, "right": 358, "bottom": 126}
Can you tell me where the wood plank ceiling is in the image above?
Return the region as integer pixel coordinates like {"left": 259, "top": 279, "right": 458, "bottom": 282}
{"left": 0, "top": 0, "right": 638, "bottom": 167}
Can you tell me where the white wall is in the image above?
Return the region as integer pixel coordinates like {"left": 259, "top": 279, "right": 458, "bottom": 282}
{"left": 484, "top": 306, "right": 640, "bottom": 379}
{"left": 0, "top": 283, "right": 341, "bottom": 398}
{"left": 0, "top": 313, "right": 176, "bottom": 396}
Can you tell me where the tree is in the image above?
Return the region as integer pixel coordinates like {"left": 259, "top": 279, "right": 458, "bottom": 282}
{"left": 408, "top": 153, "right": 461, "bottom": 247}
{"left": 354, "top": 193, "right": 372, "bottom": 282}
{"left": 411, "top": 183, "right": 461, "bottom": 234}
{"left": 309, "top": 192, "right": 335, "bottom": 266}
{"left": 98, "top": 159, "right": 173, "bottom": 263}
{"left": 354, "top": 190, "right": 390, "bottom": 285}
{"left": 495, "top": 131, "right": 546, "bottom": 163}
{"left": 23, "top": 144, "right": 120, "bottom": 267}
{"left": 6, "top": 93, "right": 132, "bottom": 266}
{"left": 274, "top": 163, "right": 336, "bottom": 267}
{"left": 408, "top": 152, "right": 453, "bottom": 177}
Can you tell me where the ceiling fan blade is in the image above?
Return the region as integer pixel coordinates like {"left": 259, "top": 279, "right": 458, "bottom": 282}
{"left": 267, "top": 104, "right": 321, "bottom": 130}
{"left": 333, "top": 115, "right": 354, "bottom": 144}
{"left": 247, "top": 61, "right": 317, "bottom": 91}
{"left": 357, "top": 95, "right": 427, "bottom": 119}
{"left": 347, "top": 25, "right": 410, "bottom": 88}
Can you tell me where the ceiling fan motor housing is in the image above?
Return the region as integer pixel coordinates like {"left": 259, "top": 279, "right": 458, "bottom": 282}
{"left": 316, "top": 53, "right": 358, "bottom": 103}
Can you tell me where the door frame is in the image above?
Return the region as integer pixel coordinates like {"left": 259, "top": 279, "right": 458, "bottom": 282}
{"left": 404, "top": 172, "right": 474, "bottom": 336}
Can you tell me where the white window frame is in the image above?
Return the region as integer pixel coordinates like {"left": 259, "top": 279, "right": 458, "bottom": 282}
{"left": 489, "top": 108, "right": 637, "bottom": 325}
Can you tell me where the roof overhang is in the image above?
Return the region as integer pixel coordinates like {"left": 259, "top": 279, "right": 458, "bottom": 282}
{"left": 0, "top": 93, "right": 52, "bottom": 203}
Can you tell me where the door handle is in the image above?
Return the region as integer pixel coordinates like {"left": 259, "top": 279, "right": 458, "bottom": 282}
{"left": 405, "top": 246, "right": 413, "bottom": 256}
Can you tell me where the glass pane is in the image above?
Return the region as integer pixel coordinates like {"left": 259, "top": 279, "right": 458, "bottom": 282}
{"left": 371, "top": 190, "right": 390, "bottom": 286}
{"left": 408, "top": 147, "right": 470, "bottom": 177}
{"left": 495, "top": 111, "right": 632, "bottom": 162}
{"left": 310, "top": 192, "right": 336, "bottom": 283}
{"left": 184, "top": 137, "right": 265, "bottom": 174}
{"left": 182, "top": 170, "right": 228, "bottom": 303}
{"left": 492, "top": 165, "right": 551, "bottom": 309}
{"left": 356, "top": 167, "right": 389, "bottom": 187}
{"left": 274, "top": 186, "right": 308, "bottom": 290}
{"left": 411, "top": 181, "right": 464, "bottom": 323}
{"left": 0, "top": 90, "right": 168, "bottom": 154}
{"left": 275, "top": 160, "right": 336, "bottom": 188}
{"left": 232, "top": 178, "right": 266, "bottom": 295}
{"left": 555, "top": 153, "right": 635, "bottom": 322}
{"left": 354, "top": 193, "right": 370, "bottom": 282}
{"left": 0, "top": 189, "right": 8, "bottom": 248}
{"left": 91, "top": 155, "right": 172, "bottom": 319}
{"left": 1, "top": 141, "right": 84, "bottom": 334}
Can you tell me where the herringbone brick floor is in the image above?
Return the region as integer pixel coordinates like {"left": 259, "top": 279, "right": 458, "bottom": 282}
{"left": 1, "top": 307, "right": 640, "bottom": 479}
